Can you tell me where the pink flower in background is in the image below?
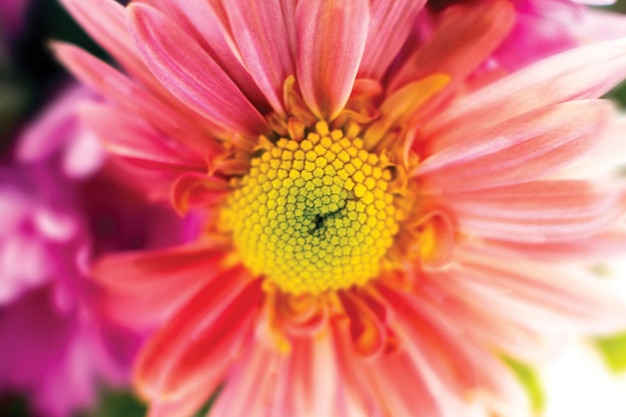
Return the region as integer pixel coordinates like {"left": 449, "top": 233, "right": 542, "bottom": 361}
{"left": 497, "top": 0, "right": 626, "bottom": 69}
{"left": 54, "top": 0, "right": 626, "bottom": 416}
{"left": 0, "top": 85, "right": 197, "bottom": 416}
{"left": 424, "top": 0, "right": 626, "bottom": 71}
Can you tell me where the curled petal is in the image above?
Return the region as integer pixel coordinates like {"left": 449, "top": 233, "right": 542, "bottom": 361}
{"left": 170, "top": 172, "right": 231, "bottom": 215}
{"left": 338, "top": 291, "right": 388, "bottom": 357}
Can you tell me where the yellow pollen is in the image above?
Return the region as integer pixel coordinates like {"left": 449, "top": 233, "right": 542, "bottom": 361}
{"left": 223, "top": 122, "right": 400, "bottom": 295}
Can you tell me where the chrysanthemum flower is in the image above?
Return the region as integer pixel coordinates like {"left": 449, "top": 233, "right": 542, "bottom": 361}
{"left": 57, "top": 0, "right": 626, "bottom": 416}
{"left": 0, "top": 85, "right": 195, "bottom": 416}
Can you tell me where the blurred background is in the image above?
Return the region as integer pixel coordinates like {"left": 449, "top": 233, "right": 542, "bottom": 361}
{"left": 2, "top": 0, "right": 626, "bottom": 416}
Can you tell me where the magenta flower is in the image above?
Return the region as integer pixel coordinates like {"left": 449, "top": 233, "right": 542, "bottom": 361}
{"left": 56, "top": 0, "right": 626, "bottom": 416}
{"left": 0, "top": 85, "right": 195, "bottom": 416}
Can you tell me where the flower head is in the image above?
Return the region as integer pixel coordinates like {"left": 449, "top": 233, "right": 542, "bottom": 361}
{"left": 57, "top": 0, "right": 626, "bottom": 416}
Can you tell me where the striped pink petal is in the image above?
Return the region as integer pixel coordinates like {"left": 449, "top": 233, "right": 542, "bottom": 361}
{"left": 416, "top": 100, "right": 613, "bottom": 191}
{"left": 94, "top": 245, "right": 228, "bottom": 326}
{"left": 208, "top": 340, "right": 280, "bottom": 417}
{"left": 221, "top": 0, "right": 296, "bottom": 115}
{"left": 53, "top": 42, "right": 224, "bottom": 156}
{"left": 135, "top": 278, "right": 262, "bottom": 400}
{"left": 139, "top": 0, "right": 269, "bottom": 111}
{"left": 295, "top": 0, "right": 369, "bottom": 120}
{"left": 358, "top": 0, "right": 426, "bottom": 80}
{"left": 127, "top": 3, "right": 268, "bottom": 136}
{"left": 424, "top": 37, "right": 626, "bottom": 150}
{"left": 441, "top": 180, "right": 625, "bottom": 243}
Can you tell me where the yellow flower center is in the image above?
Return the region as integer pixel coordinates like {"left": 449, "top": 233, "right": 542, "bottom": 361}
{"left": 224, "top": 122, "right": 399, "bottom": 295}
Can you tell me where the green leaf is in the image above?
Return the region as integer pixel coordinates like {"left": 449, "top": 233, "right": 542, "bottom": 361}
{"left": 595, "top": 332, "right": 626, "bottom": 374}
{"left": 78, "top": 389, "right": 146, "bottom": 417}
{"left": 502, "top": 356, "right": 545, "bottom": 416}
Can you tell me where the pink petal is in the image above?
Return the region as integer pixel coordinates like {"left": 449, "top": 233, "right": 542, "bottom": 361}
{"left": 295, "top": 0, "right": 369, "bottom": 120}
{"left": 482, "top": 232, "right": 626, "bottom": 262}
{"left": 443, "top": 180, "right": 624, "bottom": 243}
{"left": 140, "top": 0, "right": 270, "bottom": 111}
{"left": 93, "top": 244, "right": 228, "bottom": 325}
{"left": 221, "top": 0, "right": 296, "bottom": 115}
{"left": 135, "top": 278, "right": 263, "bottom": 399}
{"left": 93, "top": 244, "right": 224, "bottom": 293}
{"left": 208, "top": 340, "right": 279, "bottom": 417}
{"left": 422, "top": 269, "right": 562, "bottom": 363}
{"left": 127, "top": 3, "right": 268, "bottom": 136}
{"left": 389, "top": 0, "right": 515, "bottom": 92}
{"left": 53, "top": 43, "right": 224, "bottom": 156}
{"left": 276, "top": 335, "right": 340, "bottom": 417}
{"left": 381, "top": 285, "right": 531, "bottom": 417}
{"left": 79, "top": 103, "right": 204, "bottom": 171}
{"left": 424, "top": 37, "right": 626, "bottom": 147}
{"left": 416, "top": 100, "right": 613, "bottom": 192}
{"left": 59, "top": 0, "right": 168, "bottom": 98}
{"left": 360, "top": 349, "right": 443, "bottom": 417}
{"left": 358, "top": 0, "right": 426, "bottom": 80}
{"left": 446, "top": 248, "right": 626, "bottom": 334}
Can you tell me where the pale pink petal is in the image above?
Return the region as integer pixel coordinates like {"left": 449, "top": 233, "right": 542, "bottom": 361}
{"left": 389, "top": 287, "right": 531, "bottom": 417}
{"left": 389, "top": 0, "right": 515, "bottom": 92}
{"left": 135, "top": 278, "right": 262, "bottom": 400}
{"left": 272, "top": 334, "right": 340, "bottom": 417}
{"left": 295, "top": 0, "right": 369, "bottom": 120}
{"left": 424, "top": 38, "right": 626, "bottom": 147}
{"left": 482, "top": 233, "right": 626, "bottom": 262}
{"left": 61, "top": 131, "right": 105, "bottom": 178}
{"left": 127, "top": 3, "right": 268, "bottom": 136}
{"left": 358, "top": 0, "right": 426, "bottom": 80}
{"left": 209, "top": 339, "right": 279, "bottom": 417}
{"left": 554, "top": 115, "right": 626, "bottom": 180}
{"left": 422, "top": 270, "right": 563, "bottom": 363}
{"left": 78, "top": 103, "right": 204, "bottom": 171}
{"left": 575, "top": 9, "right": 626, "bottom": 43}
{"left": 416, "top": 100, "right": 613, "bottom": 192}
{"left": 221, "top": 0, "right": 296, "bottom": 115}
{"left": 442, "top": 180, "right": 624, "bottom": 243}
{"left": 444, "top": 248, "right": 626, "bottom": 334}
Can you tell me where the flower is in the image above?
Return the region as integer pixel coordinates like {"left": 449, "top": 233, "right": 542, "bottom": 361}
{"left": 0, "top": 85, "right": 195, "bottom": 416}
{"left": 57, "top": 0, "right": 626, "bottom": 416}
